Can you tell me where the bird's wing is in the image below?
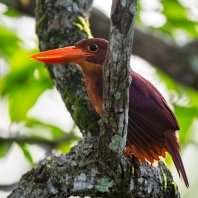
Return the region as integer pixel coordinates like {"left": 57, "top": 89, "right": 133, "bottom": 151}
{"left": 129, "top": 71, "right": 179, "bottom": 130}
{"left": 126, "top": 71, "right": 179, "bottom": 162}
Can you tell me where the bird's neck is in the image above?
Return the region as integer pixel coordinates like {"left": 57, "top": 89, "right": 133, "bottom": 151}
{"left": 78, "top": 62, "right": 103, "bottom": 117}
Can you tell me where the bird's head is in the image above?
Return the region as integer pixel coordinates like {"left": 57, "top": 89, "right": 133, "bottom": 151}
{"left": 29, "top": 38, "right": 108, "bottom": 71}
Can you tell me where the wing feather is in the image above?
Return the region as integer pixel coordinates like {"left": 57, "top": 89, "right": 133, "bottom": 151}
{"left": 126, "top": 71, "right": 179, "bottom": 162}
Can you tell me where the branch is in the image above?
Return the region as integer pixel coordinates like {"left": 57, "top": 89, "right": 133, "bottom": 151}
{"left": 99, "top": 0, "right": 135, "bottom": 169}
{"left": 0, "top": 0, "right": 35, "bottom": 16}
{"left": 0, "top": 132, "right": 80, "bottom": 147}
{"left": 8, "top": 138, "right": 180, "bottom": 198}
{"left": 0, "top": 182, "right": 18, "bottom": 192}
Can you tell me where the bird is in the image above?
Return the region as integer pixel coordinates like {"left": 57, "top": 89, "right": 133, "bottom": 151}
{"left": 29, "top": 38, "right": 189, "bottom": 187}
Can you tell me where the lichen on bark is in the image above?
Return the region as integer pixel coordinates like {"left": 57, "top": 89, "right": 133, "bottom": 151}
{"left": 8, "top": 138, "right": 179, "bottom": 198}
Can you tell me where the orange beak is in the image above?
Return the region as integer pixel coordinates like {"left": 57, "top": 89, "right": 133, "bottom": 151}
{"left": 29, "top": 46, "right": 92, "bottom": 64}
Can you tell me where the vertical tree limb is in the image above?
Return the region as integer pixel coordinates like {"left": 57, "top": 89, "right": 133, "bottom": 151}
{"left": 99, "top": 0, "right": 136, "bottom": 169}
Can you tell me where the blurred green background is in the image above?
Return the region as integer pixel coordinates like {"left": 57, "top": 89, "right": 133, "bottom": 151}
{"left": 0, "top": 0, "right": 198, "bottom": 197}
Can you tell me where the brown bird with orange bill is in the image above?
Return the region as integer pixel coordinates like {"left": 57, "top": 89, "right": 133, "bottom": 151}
{"left": 30, "top": 38, "right": 189, "bottom": 187}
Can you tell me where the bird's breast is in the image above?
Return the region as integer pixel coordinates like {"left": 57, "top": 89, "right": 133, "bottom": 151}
{"left": 83, "top": 70, "right": 103, "bottom": 117}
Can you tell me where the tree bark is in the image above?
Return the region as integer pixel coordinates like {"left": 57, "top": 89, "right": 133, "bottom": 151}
{"left": 99, "top": 0, "right": 135, "bottom": 171}
{"left": 8, "top": 0, "right": 181, "bottom": 197}
{"left": 34, "top": 0, "right": 100, "bottom": 138}
{"left": 8, "top": 138, "right": 180, "bottom": 198}
{"left": 1, "top": 0, "right": 198, "bottom": 91}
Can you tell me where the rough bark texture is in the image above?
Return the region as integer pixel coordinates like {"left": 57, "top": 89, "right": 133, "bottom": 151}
{"left": 8, "top": 0, "right": 181, "bottom": 197}
{"left": 1, "top": 0, "right": 197, "bottom": 91}
{"left": 35, "top": 0, "right": 100, "bottom": 138}
{"left": 99, "top": 0, "right": 135, "bottom": 170}
{"left": 8, "top": 138, "right": 180, "bottom": 198}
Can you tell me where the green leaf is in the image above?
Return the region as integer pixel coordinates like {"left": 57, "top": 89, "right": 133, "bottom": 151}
{"left": 156, "top": 69, "right": 198, "bottom": 108}
{"left": 58, "top": 142, "right": 73, "bottom": 154}
{"left": 17, "top": 142, "right": 33, "bottom": 164}
{"left": 165, "top": 153, "right": 172, "bottom": 166}
{"left": 0, "top": 49, "right": 53, "bottom": 122}
{"left": 155, "top": 69, "right": 198, "bottom": 148}
{"left": 24, "top": 118, "right": 81, "bottom": 148}
{"left": 137, "top": 0, "right": 198, "bottom": 39}
{"left": 0, "top": 25, "right": 21, "bottom": 58}
{"left": 174, "top": 105, "right": 197, "bottom": 144}
{"left": 161, "top": 0, "right": 198, "bottom": 38}
{"left": 26, "top": 118, "right": 67, "bottom": 140}
{"left": 3, "top": 8, "right": 22, "bottom": 18}
{"left": 0, "top": 142, "right": 13, "bottom": 158}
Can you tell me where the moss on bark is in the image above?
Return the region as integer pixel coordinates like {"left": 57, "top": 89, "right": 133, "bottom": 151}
{"left": 35, "top": 0, "right": 100, "bottom": 137}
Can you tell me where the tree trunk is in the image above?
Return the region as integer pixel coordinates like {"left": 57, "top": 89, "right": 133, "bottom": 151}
{"left": 8, "top": 0, "right": 181, "bottom": 197}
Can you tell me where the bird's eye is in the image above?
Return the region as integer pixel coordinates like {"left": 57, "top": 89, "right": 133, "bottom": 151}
{"left": 88, "top": 44, "right": 98, "bottom": 52}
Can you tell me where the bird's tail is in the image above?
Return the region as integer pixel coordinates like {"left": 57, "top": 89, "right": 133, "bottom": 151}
{"left": 164, "top": 130, "right": 189, "bottom": 188}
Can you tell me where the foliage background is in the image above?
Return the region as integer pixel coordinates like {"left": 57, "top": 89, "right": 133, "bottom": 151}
{"left": 0, "top": 0, "right": 197, "bottom": 197}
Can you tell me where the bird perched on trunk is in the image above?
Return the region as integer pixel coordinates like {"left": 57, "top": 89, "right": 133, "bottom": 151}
{"left": 30, "top": 38, "right": 189, "bottom": 187}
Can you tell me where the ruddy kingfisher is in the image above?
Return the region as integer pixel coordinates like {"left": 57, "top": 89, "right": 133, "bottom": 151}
{"left": 30, "top": 38, "right": 189, "bottom": 187}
